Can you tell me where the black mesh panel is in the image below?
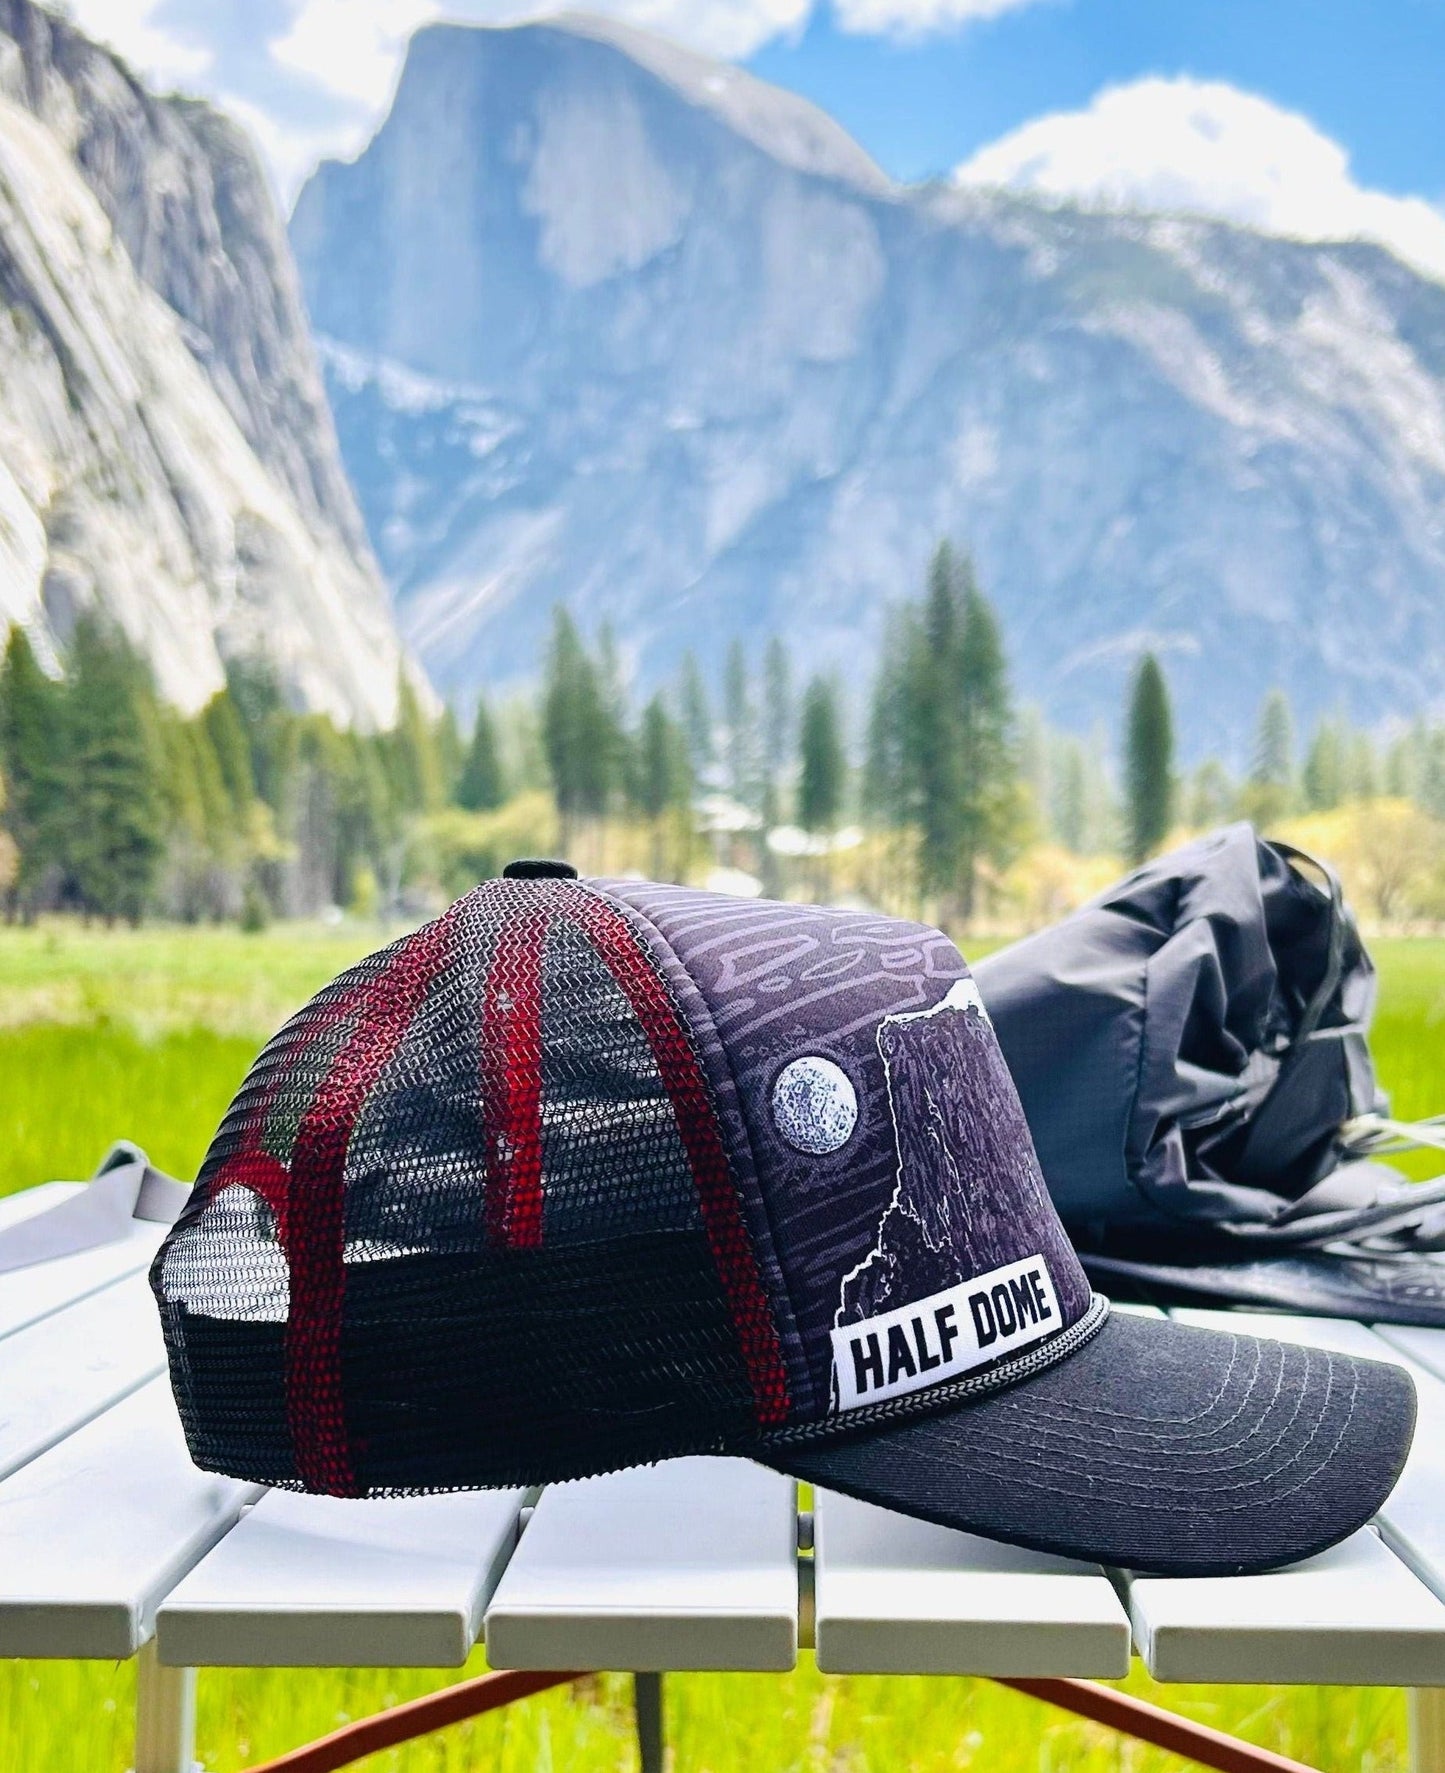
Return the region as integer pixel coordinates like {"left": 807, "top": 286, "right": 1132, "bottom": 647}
{"left": 152, "top": 880, "right": 761, "bottom": 1495}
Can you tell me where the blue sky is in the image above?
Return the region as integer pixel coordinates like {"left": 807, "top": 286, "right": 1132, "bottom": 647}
{"left": 749, "top": 0, "right": 1445, "bottom": 196}
{"left": 63, "top": 0, "right": 1445, "bottom": 279}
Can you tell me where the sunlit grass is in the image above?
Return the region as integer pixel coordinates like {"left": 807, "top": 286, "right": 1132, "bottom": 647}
{"left": 0, "top": 918, "right": 382, "bottom": 1040}
{"left": 0, "top": 1652, "right": 1409, "bottom": 1772}
{"left": 0, "top": 925, "right": 1437, "bottom": 1769}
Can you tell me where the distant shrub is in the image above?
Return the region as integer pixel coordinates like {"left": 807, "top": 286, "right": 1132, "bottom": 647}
{"left": 239, "top": 880, "right": 270, "bottom": 934}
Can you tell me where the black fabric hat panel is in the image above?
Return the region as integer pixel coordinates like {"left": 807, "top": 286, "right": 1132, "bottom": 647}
{"left": 151, "top": 871, "right": 1415, "bottom": 1576}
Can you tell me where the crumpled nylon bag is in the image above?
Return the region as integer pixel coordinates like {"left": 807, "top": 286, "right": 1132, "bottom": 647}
{"left": 973, "top": 823, "right": 1445, "bottom": 1323}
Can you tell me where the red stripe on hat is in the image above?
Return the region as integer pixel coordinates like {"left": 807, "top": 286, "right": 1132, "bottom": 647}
{"left": 210, "top": 1150, "right": 292, "bottom": 1241}
{"left": 282, "top": 913, "right": 454, "bottom": 1495}
{"left": 206, "top": 967, "right": 382, "bottom": 1214}
{"left": 560, "top": 887, "right": 790, "bottom": 1428}
{"left": 480, "top": 908, "right": 547, "bottom": 1249}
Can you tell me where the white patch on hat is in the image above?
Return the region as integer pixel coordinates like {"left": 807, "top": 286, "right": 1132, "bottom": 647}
{"left": 772, "top": 1056, "right": 859, "bottom": 1155}
{"left": 939, "top": 976, "right": 991, "bottom": 1024}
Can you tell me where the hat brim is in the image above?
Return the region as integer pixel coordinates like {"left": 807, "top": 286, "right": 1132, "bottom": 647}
{"left": 760, "top": 1309, "right": 1415, "bottom": 1576}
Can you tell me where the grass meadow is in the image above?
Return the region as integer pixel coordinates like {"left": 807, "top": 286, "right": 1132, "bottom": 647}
{"left": 0, "top": 921, "right": 1440, "bottom": 1771}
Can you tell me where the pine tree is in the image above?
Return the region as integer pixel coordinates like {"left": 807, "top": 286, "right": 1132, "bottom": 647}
{"left": 862, "top": 551, "right": 1022, "bottom": 917}
{"left": 636, "top": 692, "right": 691, "bottom": 877}
{"left": 340, "top": 734, "right": 395, "bottom": 912}
{"left": 723, "top": 638, "right": 760, "bottom": 812}
{"left": 677, "top": 651, "right": 714, "bottom": 782}
{"left": 1052, "top": 738, "right": 1088, "bottom": 853}
{"left": 289, "top": 718, "right": 343, "bottom": 916}
{"left": 1302, "top": 721, "right": 1345, "bottom": 812}
{"left": 542, "top": 607, "right": 613, "bottom": 842}
{"left": 595, "top": 622, "right": 635, "bottom": 808}
{"left": 761, "top": 636, "right": 793, "bottom": 827}
{"left": 798, "top": 677, "right": 845, "bottom": 834}
{"left": 158, "top": 711, "right": 236, "bottom": 921}
{"left": 224, "top": 656, "right": 291, "bottom": 811}
{"left": 1384, "top": 723, "right": 1424, "bottom": 802}
{"left": 1244, "top": 689, "right": 1295, "bottom": 830}
{"left": 457, "top": 698, "right": 506, "bottom": 812}
{"left": 202, "top": 689, "right": 256, "bottom": 814}
{"left": 913, "top": 542, "right": 966, "bottom": 896}
{"left": 0, "top": 626, "right": 65, "bottom": 918}
{"left": 1124, "top": 652, "right": 1174, "bottom": 865}
{"left": 387, "top": 672, "right": 444, "bottom": 816}
{"left": 862, "top": 608, "right": 918, "bottom": 830}
{"left": 435, "top": 706, "right": 464, "bottom": 803}
{"left": 954, "top": 568, "right": 1017, "bottom": 917}
{"left": 62, "top": 616, "right": 167, "bottom": 924}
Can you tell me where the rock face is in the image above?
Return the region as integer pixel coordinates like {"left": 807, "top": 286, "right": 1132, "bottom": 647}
{"left": 292, "top": 15, "right": 1445, "bottom": 753}
{"left": 0, "top": 0, "right": 412, "bottom": 725}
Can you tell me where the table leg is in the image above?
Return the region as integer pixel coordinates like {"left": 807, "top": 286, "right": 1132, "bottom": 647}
{"left": 634, "top": 1671, "right": 664, "bottom": 1773}
{"left": 135, "top": 1640, "right": 197, "bottom": 1773}
{"left": 1412, "top": 1690, "right": 1445, "bottom": 1773}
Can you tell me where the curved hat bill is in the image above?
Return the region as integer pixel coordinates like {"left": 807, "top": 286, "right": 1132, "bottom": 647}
{"left": 762, "top": 1310, "right": 1416, "bottom": 1578}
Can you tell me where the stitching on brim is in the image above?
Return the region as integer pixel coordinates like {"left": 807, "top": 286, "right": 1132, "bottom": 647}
{"left": 890, "top": 1343, "right": 1370, "bottom": 1512}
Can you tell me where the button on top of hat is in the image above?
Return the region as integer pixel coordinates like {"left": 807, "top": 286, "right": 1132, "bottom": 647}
{"left": 502, "top": 858, "right": 579, "bottom": 879}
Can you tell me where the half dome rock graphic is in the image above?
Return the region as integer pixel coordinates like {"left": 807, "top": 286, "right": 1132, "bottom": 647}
{"left": 838, "top": 979, "right": 1084, "bottom": 1327}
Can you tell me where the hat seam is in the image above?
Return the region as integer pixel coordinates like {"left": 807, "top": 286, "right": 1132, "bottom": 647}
{"left": 587, "top": 880, "right": 809, "bottom": 1415}
{"left": 759, "top": 1291, "right": 1110, "bottom": 1447}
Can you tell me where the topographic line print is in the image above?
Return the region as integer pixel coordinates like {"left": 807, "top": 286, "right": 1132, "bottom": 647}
{"left": 598, "top": 881, "right": 1088, "bottom": 1415}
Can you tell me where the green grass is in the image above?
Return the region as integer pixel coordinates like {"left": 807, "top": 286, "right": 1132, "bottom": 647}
{"left": 0, "top": 926, "right": 1440, "bottom": 1771}
{"left": 0, "top": 1655, "right": 1412, "bottom": 1772}
{"left": 0, "top": 919, "right": 381, "bottom": 1040}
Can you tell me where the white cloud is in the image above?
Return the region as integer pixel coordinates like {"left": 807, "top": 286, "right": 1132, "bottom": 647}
{"left": 601, "top": 0, "right": 811, "bottom": 60}
{"left": 269, "top": 0, "right": 440, "bottom": 110}
{"left": 955, "top": 76, "right": 1445, "bottom": 285}
{"left": 832, "top": 0, "right": 1044, "bottom": 37}
{"left": 267, "top": 0, "right": 811, "bottom": 111}
{"left": 217, "top": 91, "right": 366, "bottom": 202}
{"left": 62, "top": 0, "right": 214, "bottom": 83}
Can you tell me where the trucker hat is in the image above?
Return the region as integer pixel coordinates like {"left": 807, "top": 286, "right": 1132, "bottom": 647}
{"left": 151, "top": 868, "right": 1415, "bottom": 1576}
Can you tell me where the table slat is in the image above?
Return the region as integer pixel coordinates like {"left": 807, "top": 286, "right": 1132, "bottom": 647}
{"left": 0, "top": 1213, "right": 167, "bottom": 1343}
{"left": 0, "top": 1378, "right": 257, "bottom": 1659}
{"left": 0, "top": 1279, "right": 166, "bottom": 1483}
{"left": 1169, "top": 1308, "right": 1445, "bottom": 1609}
{"left": 1127, "top": 1527, "right": 1445, "bottom": 1684}
{"left": 1374, "top": 1325, "right": 1445, "bottom": 1387}
{"left": 811, "top": 1489, "right": 1130, "bottom": 1676}
{"left": 156, "top": 1487, "right": 525, "bottom": 1668}
{"left": 484, "top": 1458, "right": 798, "bottom": 1672}
{"left": 0, "top": 1183, "right": 79, "bottom": 1229}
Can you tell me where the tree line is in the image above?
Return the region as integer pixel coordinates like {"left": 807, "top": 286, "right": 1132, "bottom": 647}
{"left": 3, "top": 552, "right": 1444, "bottom": 927}
{"left": 0, "top": 618, "right": 442, "bottom": 926}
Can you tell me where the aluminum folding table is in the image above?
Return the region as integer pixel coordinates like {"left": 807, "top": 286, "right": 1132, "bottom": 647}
{"left": 6, "top": 1177, "right": 1445, "bottom": 1773}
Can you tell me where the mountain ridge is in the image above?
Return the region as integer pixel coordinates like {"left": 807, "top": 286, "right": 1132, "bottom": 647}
{"left": 0, "top": 0, "right": 417, "bottom": 726}
{"left": 290, "top": 14, "right": 1445, "bottom": 757}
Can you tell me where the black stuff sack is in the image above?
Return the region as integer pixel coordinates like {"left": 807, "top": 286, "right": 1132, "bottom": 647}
{"left": 973, "top": 823, "right": 1445, "bottom": 1323}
